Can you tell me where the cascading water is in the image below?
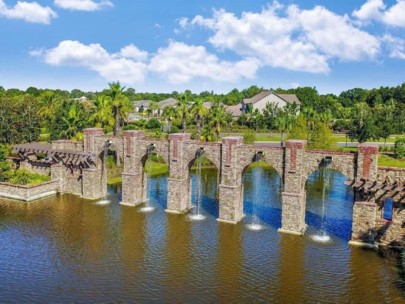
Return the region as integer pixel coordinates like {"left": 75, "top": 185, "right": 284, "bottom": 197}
{"left": 139, "top": 144, "right": 156, "bottom": 213}
{"left": 96, "top": 140, "right": 111, "bottom": 205}
{"left": 189, "top": 148, "right": 206, "bottom": 221}
{"left": 246, "top": 152, "right": 265, "bottom": 231}
{"left": 311, "top": 157, "right": 332, "bottom": 243}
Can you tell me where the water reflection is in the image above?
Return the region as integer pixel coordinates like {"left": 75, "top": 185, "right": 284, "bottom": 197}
{"left": 0, "top": 167, "right": 404, "bottom": 302}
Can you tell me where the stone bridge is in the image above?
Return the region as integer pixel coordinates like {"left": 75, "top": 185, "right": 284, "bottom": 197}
{"left": 83, "top": 128, "right": 405, "bottom": 246}
{"left": 9, "top": 127, "right": 405, "bottom": 247}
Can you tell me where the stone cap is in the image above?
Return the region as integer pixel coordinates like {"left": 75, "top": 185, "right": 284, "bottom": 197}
{"left": 358, "top": 143, "right": 379, "bottom": 154}
{"left": 123, "top": 130, "right": 145, "bottom": 138}
{"left": 222, "top": 136, "right": 243, "bottom": 145}
{"left": 286, "top": 140, "right": 307, "bottom": 149}
{"left": 83, "top": 128, "right": 104, "bottom": 136}
{"left": 169, "top": 133, "right": 191, "bottom": 141}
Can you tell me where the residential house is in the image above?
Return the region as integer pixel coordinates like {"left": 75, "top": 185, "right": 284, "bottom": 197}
{"left": 242, "top": 91, "right": 301, "bottom": 112}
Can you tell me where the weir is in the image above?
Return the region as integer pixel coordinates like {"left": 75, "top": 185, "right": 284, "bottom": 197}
{"left": 5, "top": 128, "right": 405, "bottom": 248}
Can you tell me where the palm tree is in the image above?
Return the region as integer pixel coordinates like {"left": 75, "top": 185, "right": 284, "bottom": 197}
{"left": 208, "top": 101, "right": 229, "bottom": 142}
{"left": 191, "top": 98, "right": 208, "bottom": 137}
{"left": 59, "top": 102, "right": 84, "bottom": 139}
{"left": 107, "top": 81, "right": 131, "bottom": 136}
{"left": 275, "top": 103, "right": 299, "bottom": 147}
{"left": 176, "top": 93, "right": 190, "bottom": 132}
{"left": 90, "top": 95, "right": 114, "bottom": 131}
{"left": 149, "top": 101, "right": 160, "bottom": 117}
{"left": 161, "top": 105, "right": 176, "bottom": 133}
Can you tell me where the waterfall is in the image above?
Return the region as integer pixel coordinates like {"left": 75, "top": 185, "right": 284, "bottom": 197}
{"left": 311, "top": 158, "right": 332, "bottom": 243}
{"left": 189, "top": 148, "right": 206, "bottom": 221}
{"left": 246, "top": 152, "right": 265, "bottom": 231}
{"left": 139, "top": 144, "right": 156, "bottom": 213}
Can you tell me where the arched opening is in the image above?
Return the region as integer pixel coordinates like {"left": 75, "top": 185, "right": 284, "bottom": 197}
{"left": 187, "top": 151, "right": 219, "bottom": 220}
{"left": 305, "top": 160, "right": 354, "bottom": 242}
{"left": 242, "top": 154, "right": 282, "bottom": 230}
{"left": 140, "top": 149, "right": 169, "bottom": 211}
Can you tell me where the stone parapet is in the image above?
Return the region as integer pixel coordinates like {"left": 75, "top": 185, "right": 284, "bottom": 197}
{"left": 0, "top": 181, "right": 58, "bottom": 201}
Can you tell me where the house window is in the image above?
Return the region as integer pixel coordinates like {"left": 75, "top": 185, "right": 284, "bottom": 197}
{"left": 383, "top": 198, "right": 393, "bottom": 221}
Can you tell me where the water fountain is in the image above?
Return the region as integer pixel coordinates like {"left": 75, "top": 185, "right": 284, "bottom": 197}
{"left": 311, "top": 157, "right": 332, "bottom": 243}
{"left": 246, "top": 151, "right": 265, "bottom": 231}
{"left": 139, "top": 144, "right": 156, "bottom": 213}
{"left": 188, "top": 148, "right": 206, "bottom": 221}
{"left": 96, "top": 140, "right": 112, "bottom": 205}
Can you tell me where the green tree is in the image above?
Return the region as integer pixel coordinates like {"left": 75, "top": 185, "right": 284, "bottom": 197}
{"left": 275, "top": 103, "right": 299, "bottom": 146}
{"left": 348, "top": 102, "right": 376, "bottom": 143}
{"left": 208, "top": 101, "right": 229, "bottom": 141}
{"left": 107, "top": 81, "right": 131, "bottom": 136}
{"left": 90, "top": 95, "right": 114, "bottom": 132}
{"left": 375, "top": 99, "right": 396, "bottom": 147}
{"left": 308, "top": 121, "right": 333, "bottom": 149}
{"left": 191, "top": 98, "right": 208, "bottom": 137}
{"left": 287, "top": 114, "right": 308, "bottom": 140}
{"left": 176, "top": 92, "right": 191, "bottom": 132}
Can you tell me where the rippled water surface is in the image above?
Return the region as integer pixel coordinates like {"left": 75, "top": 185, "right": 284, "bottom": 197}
{"left": 0, "top": 166, "right": 404, "bottom": 302}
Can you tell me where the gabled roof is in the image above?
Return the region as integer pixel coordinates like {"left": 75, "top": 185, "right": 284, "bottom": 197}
{"left": 133, "top": 100, "right": 152, "bottom": 107}
{"left": 243, "top": 91, "right": 301, "bottom": 105}
{"left": 226, "top": 104, "right": 242, "bottom": 117}
{"left": 160, "top": 97, "right": 178, "bottom": 108}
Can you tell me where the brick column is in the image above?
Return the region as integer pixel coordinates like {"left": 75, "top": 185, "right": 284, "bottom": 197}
{"left": 83, "top": 128, "right": 104, "bottom": 154}
{"left": 279, "top": 140, "right": 307, "bottom": 235}
{"left": 120, "top": 130, "right": 147, "bottom": 206}
{"left": 357, "top": 144, "right": 379, "bottom": 181}
{"left": 166, "top": 133, "right": 192, "bottom": 214}
{"left": 218, "top": 136, "right": 244, "bottom": 224}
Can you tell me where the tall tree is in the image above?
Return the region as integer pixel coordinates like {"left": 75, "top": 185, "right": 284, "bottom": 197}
{"left": 176, "top": 92, "right": 191, "bottom": 132}
{"left": 90, "top": 95, "right": 114, "bottom": 131}
{"left": 208, "top": 101, "right": 229, "bottom": 142}
{"left": 108, "top": 81, "right": 131, "bottom": 136}
{"left": 191, "top": 98, "right": 208, "bottom": 137}
{"left": 348, "top": 102, "right": 376, "bottom": 143}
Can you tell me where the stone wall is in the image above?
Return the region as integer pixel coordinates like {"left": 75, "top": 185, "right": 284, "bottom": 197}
{"left": 52, "top": 140, "right": 83, "bottom": 151}
{"left": 0, "top": 181, "right": 58, "bottom": 201}
{"left": 19, "top": 160, "right": 51, "bottom": 175}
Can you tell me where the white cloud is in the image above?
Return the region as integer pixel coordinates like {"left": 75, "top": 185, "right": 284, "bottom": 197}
{"left": 30, "top": 40, "right": 147, "bottom": 83}
{"left": 352, "top": 0, "right": 385, "bottom": 21}
{"left": 0, "top": 0, "right": 57, "bottom": 24}
{"left": 382, "top": 0, "right": 405, "bottom": 27}
{"left": 148, "top": 41, "right": 260, "bottom": 84}
{"left": 54, "top": 0, "right": 113, "bottom": 11}
{"left": 187, "top": 3, "right": 379, "bottom": 74}
{"left": 353, "top": 0, "right": 405, "bottom": 27}
{"left": 118, "top": 44, "right": 148, "bottom": 61}
{"left": 382, "top": 34, "right": 405, "bottom": 59}
{"left": 31, "top": 40, "right": 258, "bottom": 85}
{"left": 289, "top": 5, "right": 380, "bottom": 61}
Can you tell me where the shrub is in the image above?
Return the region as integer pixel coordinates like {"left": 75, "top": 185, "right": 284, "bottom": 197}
{"left": 146, "top": 118, "right": 161, "bottom": 130}
{"left": 122, "top": 124, "right": 138, "bottom": 131}
{"left": 394, "top": 138, "right": 405, "bottom": 159}
{"left": 9, "top": 170, "right": 50, "bottom": 185}
{"left": 243, "top": 131, "right": 256, "bottom": 144}
{"left": 308, "top": 122, "right": 333, "bottom": 150}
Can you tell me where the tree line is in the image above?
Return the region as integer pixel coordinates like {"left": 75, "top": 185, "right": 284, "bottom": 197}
{"left": 1, "top": 82, "right": 405, "bottom": 145}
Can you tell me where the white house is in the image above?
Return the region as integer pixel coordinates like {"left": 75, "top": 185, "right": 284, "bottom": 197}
{"left": 242, "top": 91, "right": 300, "bottom": 112}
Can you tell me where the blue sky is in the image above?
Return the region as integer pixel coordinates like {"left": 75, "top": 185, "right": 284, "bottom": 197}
{"left": 0, "top": 0, "right": 405, "bottom": 94}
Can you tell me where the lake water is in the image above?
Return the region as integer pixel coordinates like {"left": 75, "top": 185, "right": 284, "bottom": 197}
{"left": 0, "top": 166, "right": 404, "bottom": 302}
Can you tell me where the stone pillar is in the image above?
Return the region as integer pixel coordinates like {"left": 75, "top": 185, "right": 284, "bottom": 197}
{"left": 82, "top": 128, "right": 106, "bottom": 200}
{"left": 120, "top": 130, "right": 147, "bottom": 206}
{"left": 218, "top": 136, "right": 244, "bottom": 224}
{"left": 166, "top": 133, "right": 192, "bottom": 214}
{"left": 357, "top": 144, "right": 379, "bottom": 181}
{"left": 279, "top": 140, "right": 307, "bottom": 235}
{"left": 82, "top": 168, "right": 106, "bottom": 200}
{"left": 51, "top": 163, "right": 67, "bottom": 193}
{"left": 349, "top": 201, "right": 378, "bottom": 248}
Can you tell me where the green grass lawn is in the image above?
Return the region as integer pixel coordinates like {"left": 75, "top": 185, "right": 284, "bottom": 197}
{"left": 378, "top": 154, "right": 405, "bottom": 168}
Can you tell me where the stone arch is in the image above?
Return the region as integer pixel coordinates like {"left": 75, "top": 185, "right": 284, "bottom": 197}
{"left": 301, "top": 152, "right": 356, "bottom": 190}
{"left": 304, "top": 167, "right": 355, "bottom": 240}
{"left": 237, "top": 146, "right": 283, "bottom": 184}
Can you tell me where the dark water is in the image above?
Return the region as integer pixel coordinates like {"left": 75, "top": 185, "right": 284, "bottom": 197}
{"left": 0, "top": 166, "right": 404, "bottom": 303}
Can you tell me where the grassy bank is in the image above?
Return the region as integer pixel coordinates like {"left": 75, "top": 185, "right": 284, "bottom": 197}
{"left": 378, "top": 154, "right": 405, "bottom": 168}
